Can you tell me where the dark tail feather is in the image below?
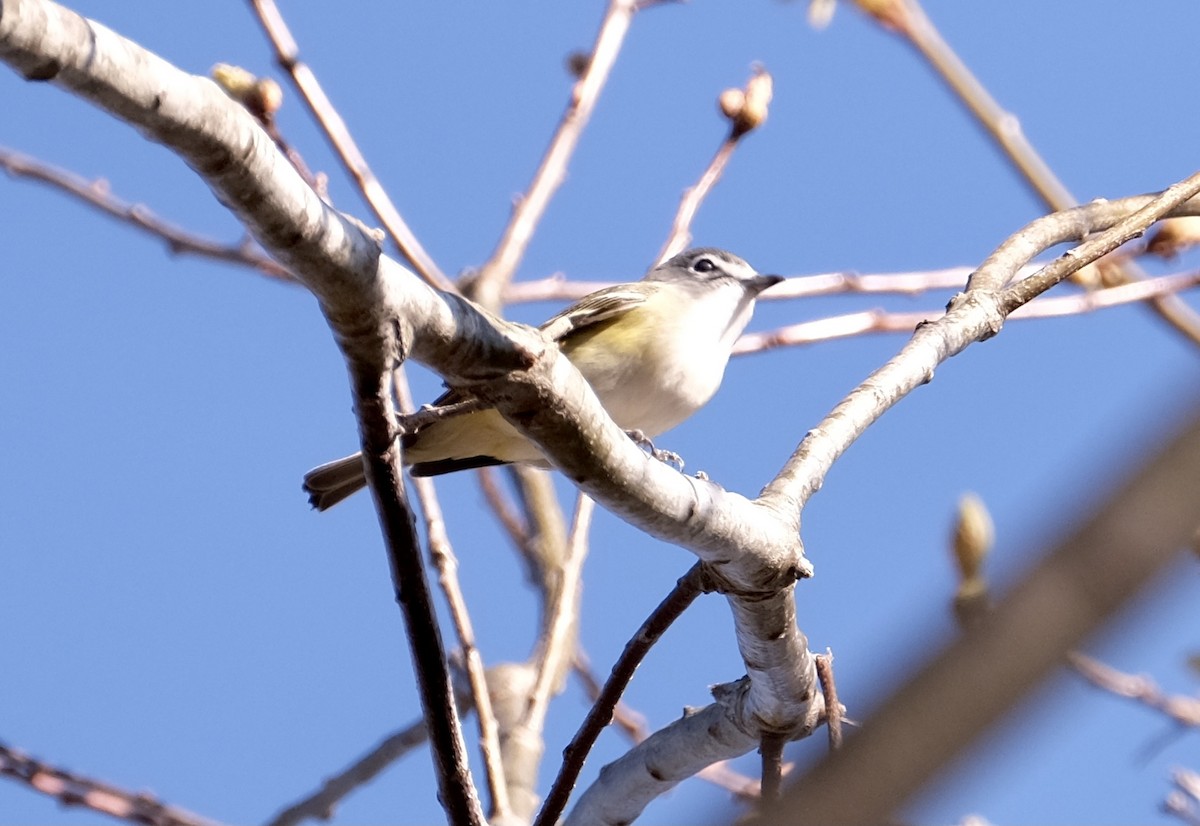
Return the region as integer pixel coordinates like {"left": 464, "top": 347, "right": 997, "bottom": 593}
{"left": 410, "top": 455, "right": 508, "bottom": 477}
{"left": 303, "top": 453, "right": 367, "bottom": 511}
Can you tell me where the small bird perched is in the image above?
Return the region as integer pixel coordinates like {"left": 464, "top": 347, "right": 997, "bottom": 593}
{"left": 303, "top": 247, "right": 782, "bottom": 510}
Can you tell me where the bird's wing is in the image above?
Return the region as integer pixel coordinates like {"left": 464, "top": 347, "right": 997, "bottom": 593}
{"left": 538, "top": 284, "right": 648, "bottom": 343}
{"left": 409, "top": 285, "right": 646, "bottom": 425}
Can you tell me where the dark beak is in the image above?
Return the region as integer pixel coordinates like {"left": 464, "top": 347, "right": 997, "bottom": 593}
{"left": 746, "top": 273, "right": 785, "bottom": 295}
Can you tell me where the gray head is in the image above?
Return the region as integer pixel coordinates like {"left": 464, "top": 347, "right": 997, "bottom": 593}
{"left": 647, "top": 247, "right": 783, "bottom": 295}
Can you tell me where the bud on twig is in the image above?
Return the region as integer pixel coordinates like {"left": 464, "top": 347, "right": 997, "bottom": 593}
{"left": 1145, "top": 216, "right": 1200, "bottom": 258}
{"left": 950, "top": 493, "right": 993, "bottom": 628}
{"left": 853, "top": 0, "right": 911, "bottom": 34}
{"left": 718, "top": 65, "right": 773, "bottom": 139}
{"left": 951, "top": 492, "right": 994, "bottom": 585}
{"left": 211, "top": 63, "right": 283, "bottom": 123}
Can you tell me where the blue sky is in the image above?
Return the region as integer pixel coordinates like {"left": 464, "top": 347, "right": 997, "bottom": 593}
{"left": 2, "top": 1, "right": 1198, "bottom": 824}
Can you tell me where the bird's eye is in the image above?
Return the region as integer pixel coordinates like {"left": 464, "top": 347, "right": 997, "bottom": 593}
{"left": 693, "top": 258, "right": 716, "bottom": 273}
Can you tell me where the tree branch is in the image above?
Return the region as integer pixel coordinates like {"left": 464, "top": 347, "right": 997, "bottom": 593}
{"left": 0, "top": 743, "right": 225, "bottom": 826}
{"left": 246, "top": 0, "right": 451, "bottom": 291}
{"left": 0, "top": 143, "right": 294, "bottom": 282}
{"left": 764, "top": 405, "right": 1200, "bottom": 826}
{"left": 470, "top": 0, "right": 640, "bottom": 307}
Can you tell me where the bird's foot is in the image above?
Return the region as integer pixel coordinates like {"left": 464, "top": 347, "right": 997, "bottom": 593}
{"left": 626, "top": 429, "right": 685, "bottom": 471}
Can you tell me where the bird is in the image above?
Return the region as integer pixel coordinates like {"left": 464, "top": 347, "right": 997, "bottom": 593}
{"left": 303, "top": 247, "right": 782, "bottom": 510}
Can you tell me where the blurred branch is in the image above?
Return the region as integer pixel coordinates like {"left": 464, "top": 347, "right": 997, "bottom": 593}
{"left": 476, "top": 467, "right": 533, "bottom": 553}
{"left": 764, "top": 405, "right": 1200, "bottom": 826}
{"left": 247, "top": 0, "right": 451, "bottom": 291}
{"left": 1069, "top": 653, "right": 1200, "bottom": 729}
{"left": 1166, "top": 769, "right": 1200, "bottom": 826}
{"left": 0, "top": 743, "right": 225, "bottom": 826}
{"left": 523, "top": 493, "right": 595, "bottom": 733}
{"left": 470, "top": 0, "right": 640, "bottom": 308}
{"left": 0, "top": 145, "right": 294, "bottom": 282}
{"left": 873, "top": 0, "right": 1200, "bottom": 345}
{"left": 396, "top": 374, "right": 511, "bottom": 822}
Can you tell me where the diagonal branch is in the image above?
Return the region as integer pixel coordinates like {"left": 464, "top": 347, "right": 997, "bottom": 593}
{"left": 765, "top": 406, "right": 1200, "bottom": 826}
{"left": 0, "top": 144, "right": 294, "bottom": 282}
{"left": 0, "top": 743, "right": 226, "bottom": 826}
{"left": 247, "top": 0, "right": 451, "bottom": 291}
{"left": 880, "top": 0, "right": 1200, "bottom": 346}
{"left": 470, "top": 0, "right": 639, "bottom": 308}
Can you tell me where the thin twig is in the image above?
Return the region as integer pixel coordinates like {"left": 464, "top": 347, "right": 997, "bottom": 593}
{"left": 658, "top": 135, "right": 740, "bottom": 263}
{"left": 533, "top": 564, "right": 708, "bottom": 826}
{"left": 658, "top": 66, "right": 771, "bottom": 262}
{"left": 476, "top": 467, "right": 531, "bottom": 551}
{"left": 571, "top": 653, "right": 767, "bottom": 802}
{"left": 400, "top": 397, "right": 489, "bottom": 434}
{"left": 523, "top": 493, "right": 595, "bottom": 731}
{"left": 0, "top": 742, "right": 225, "bottom": 826}
{"left": 732, "top": 268, "right": 1200, "bottom": 354}
{"left": 246, "top": 0, "right": 451, "bottom": 290}
{"left": 1068, "top": 653, "right": 1200, "bottom": 728}
{"left": 264, "top": 707, "right": 466, "bottom": 826}
{"left": 396, "top": 373, "right": 511, "bottom": 822}
{"left": 814, "top": 653, "right": 843, "bottom": 751}
{"left": 998, "top": 173, "right": 1200, "bottom": 312}
{"left": 893, "top": 0, "right": 1200, "bottom": 345}
{"left": 471, "top": 0, "right": 640, "bottom": 308}
{"left": 0, "top": 145, "right": 294, "bottom": 282}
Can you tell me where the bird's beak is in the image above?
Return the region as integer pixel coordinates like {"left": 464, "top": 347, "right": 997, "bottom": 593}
{"left": 746, "top": 274, "right": 785, "bottom": 295}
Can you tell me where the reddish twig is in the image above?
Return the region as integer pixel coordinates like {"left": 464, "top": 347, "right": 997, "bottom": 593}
{"left": 0, "top": 742, "right": 225, "bottom": 826}
{"left": 0, "top": 145, "right": 294, "bottom": 282}
{"left": 1069, "top": 653, "right": 1200, "bottom": 729}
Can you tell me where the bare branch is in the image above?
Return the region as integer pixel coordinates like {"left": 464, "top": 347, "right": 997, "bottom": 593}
{"left": 1069, "top": 653, "right": 1200, "bottom": 729}
{"left": 763, "top": 187, "right": 1200, "bottom": 514}
{"left": 814, "top": 653, "right": 843, "bottom": 752}
{"left": 524, "top": 493, "right": 595, "bottom": 732}
{"left": 476, "top": 467, "right": 532, "bottom": 552}
{"left": 657, "top": 66, "right": 772, "bottom": 263}
{"left": 354, "top": 364, "right": 485, "bottom": 825}
{"left": 889, "top": 0, "right": 1200, "bottom": 345}
{"left": 535, "top": 565, "right": 706, "bottom": 826}
{"left": 396, "top": 373, "right": 512, "bottom": 822}
{"left": 0, "top": 144, "right": 294, "bottom": 282}
{"left": 765, "top": 408, "right": 1200, "bottom": 826}
{"left": 247, "top": 0, "right": 451, "bottom": 291}
{"left": 0, "top": 743, "right": 225, "bottom": 826}
{"left": 470, "top": 0, "right": 639, "bottom": 308}
{"left": 264, "top": 714, "right": 449, "bottom": 826}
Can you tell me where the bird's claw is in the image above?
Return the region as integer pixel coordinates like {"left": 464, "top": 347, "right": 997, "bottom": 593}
{"left": 625, "top": 429, "right": 685, "bottom": 471}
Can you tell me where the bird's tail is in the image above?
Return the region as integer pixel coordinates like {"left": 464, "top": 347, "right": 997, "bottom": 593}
{"left": 302, "top": 453, "right": 367, "bottom": 511}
